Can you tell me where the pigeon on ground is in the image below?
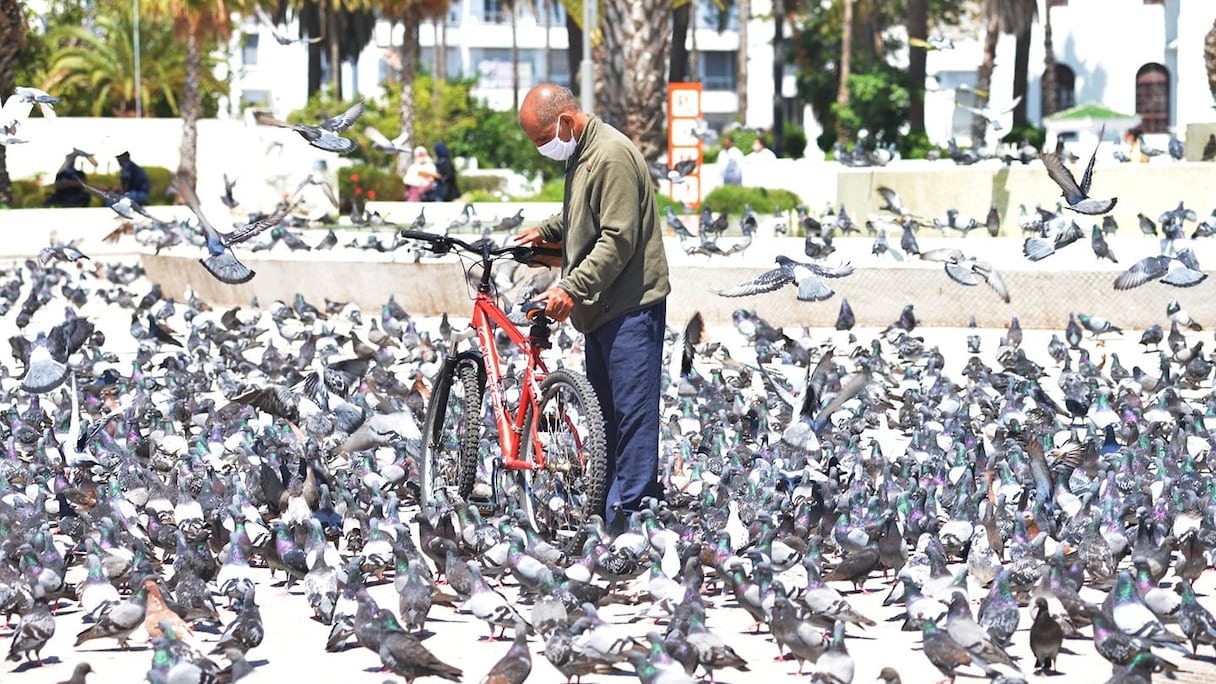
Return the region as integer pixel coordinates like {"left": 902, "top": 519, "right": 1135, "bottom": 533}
{"left": 716, "top": 255, "right": 854, "bottom": 302}
{"left": 919, "top": 248, "right": 1010, "bottom": 302}
{"left": 6, "top": 598, "right": 55, "bottom": 665}
{"left": 1090, "top": 225, "right": 1117, "bottom": 263}
{"left": 1029, "top": 597, "right": 1063, "bottom": 673}
{"left": 1041, "top": 125, "right": 1117, "bottom": 215}
{"left": 255, "top": 101, "right": 364, "bottom": 154}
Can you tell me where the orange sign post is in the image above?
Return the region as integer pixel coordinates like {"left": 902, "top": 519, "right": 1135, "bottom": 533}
{"left": 666, "top": 82, "right": 703, "bottom": 209}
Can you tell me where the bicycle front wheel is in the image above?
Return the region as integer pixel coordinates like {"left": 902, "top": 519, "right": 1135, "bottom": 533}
{"left": 521, "top": 368, "right": 608, "bottom": 553}
{"left": 420, "top": 355, "right": 483, "bottom": 506}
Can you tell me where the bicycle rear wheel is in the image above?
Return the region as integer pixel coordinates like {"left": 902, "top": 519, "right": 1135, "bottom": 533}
{"left": 420, "top": 355, "right": 483, "bottom": 506}
{"left": 521, "top": 368, "right": 608, "bottom": 554}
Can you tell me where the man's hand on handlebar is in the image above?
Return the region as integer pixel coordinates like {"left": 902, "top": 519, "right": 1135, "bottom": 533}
{"left": 511, "top": 227, "right": 543, "bottom": 248}
{"left": 533, "top": 285, "right": 574, "bottom": 322}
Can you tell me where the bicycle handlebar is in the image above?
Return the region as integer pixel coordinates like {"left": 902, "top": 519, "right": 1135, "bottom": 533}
{"left": 398, "top": 229, "right": 561, "bottom": 264}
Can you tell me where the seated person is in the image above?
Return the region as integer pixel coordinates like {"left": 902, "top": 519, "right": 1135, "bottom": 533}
{"left": 116, "top": 150, "right": 150, "bottom": 204}
{"left": 403, "top": 146, "right": 439, "bottom": 202}
{"left": 45, "top": 149, "right": 93, "bottom": 207}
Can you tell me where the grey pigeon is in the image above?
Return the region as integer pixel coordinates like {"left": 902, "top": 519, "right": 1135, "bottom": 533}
{"left": 920, "top": 247, "right": 1010, "bottom": 302}
{"left": 1113, "top": 249, "right": 1206, "bottom": 290}
{"left": 255, "top": 101, "right": 364, "bottom": 154}
{"left": 1029, "top": 598, "right": 1063, "bottom": 673}
{"left": 78, "top": 181, "right": 162, "bottom": 221}
{"left": 1041, "top": 125, "right": 1117, "bottom": 215}
{"left": 378, "top": 630, "right": 462, "bottom": 682}
{"left": 6, "top": 598, "right": 55, "bottom": 665}
{"left": 716, "top": 255, "right": 854, "bottom": 302}
{"left": 9, "top": 317, "right": 94, "bottom": 393}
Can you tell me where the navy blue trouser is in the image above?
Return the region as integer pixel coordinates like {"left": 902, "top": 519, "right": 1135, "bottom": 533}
{"left": 584, "top": 299, "right": 666, "bottom": 535}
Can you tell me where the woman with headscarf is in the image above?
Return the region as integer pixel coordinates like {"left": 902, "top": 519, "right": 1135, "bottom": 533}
{"left": 403, "top": 146, "right": 439, "bottom": 201}
{"left": 430, "top": 141, "right": 460, "bottom": 202}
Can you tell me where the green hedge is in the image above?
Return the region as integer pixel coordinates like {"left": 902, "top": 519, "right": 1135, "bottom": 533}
{"left": 5, "top": 166, "right": 175, "bottom": 208}
{"left": 516, "top": 177, "right": 684, "bottom": 215}
{"left": 701, "top": 185, "right": 802, "bottom": 216}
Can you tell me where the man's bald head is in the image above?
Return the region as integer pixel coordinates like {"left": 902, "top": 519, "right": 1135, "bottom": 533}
{"left": 520, "top": 84, "right": 581, "bottom": 144}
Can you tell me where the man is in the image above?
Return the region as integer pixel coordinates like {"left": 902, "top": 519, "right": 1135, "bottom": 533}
{"left": 748, "top": 135, "right": 776, "bottom": 163}
{"left": 45, "top": 149, "right": 93, "bottom": 207}
{"left": 513, "top": 83, "right": 671, "bottom": 535}
{"left": 718, "top": 134, "right": 744, "bottom": 186}
{"left": 116, "top": 151, "right": 150, "bottom": 204}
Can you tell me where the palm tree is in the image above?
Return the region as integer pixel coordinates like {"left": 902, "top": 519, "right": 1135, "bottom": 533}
{"left": 0, "top": 0, "right": 25, "bottom": 205}
{"left": 1041, "top": 0, "right": 1056, "bottom": 118}
{"left": 835, "top": 0, "right": 853, "bottom": 145}
{"left": 42, "top": 12, "right": 213, "bottom": 116}
{"left": 973, "top": 0, "right": 1036, "bottom": 144}
{"left": 148, "top": 0, "right": 241, "bottom": 195}
{"left": 374, "top": 1, "right": 452, "bottom": 159}
{"left": 907, "top": 0, "right": 927, "bottom": 133}
{"left": 736, "top": 0, "right": 748, "bottom": 124}
{"left": 597, "top": 0, "right": 671, "bottom": 162}
{"left": 1204, "top": 17, "right": 1216, "bottom": 99}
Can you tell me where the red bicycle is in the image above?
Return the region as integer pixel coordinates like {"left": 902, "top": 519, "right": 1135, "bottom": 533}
{"left": 399, "top": 229, "right": 607, "bottom": 552}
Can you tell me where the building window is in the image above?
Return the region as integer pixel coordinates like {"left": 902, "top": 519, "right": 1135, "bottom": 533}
{"left": 699, "top": 51, "right": 736, "bottom": 90}
{"left": 1052, "top": 63, "right": 1076, "bottom": 112}
{"left": 1136, "top": 63, "right": 1169, "bottom": 134}
{"left": 482, "top": 0, "right": 506, "bottom": 24}
{"left": 241, "top": 33, "right": 259, "bottom": 66}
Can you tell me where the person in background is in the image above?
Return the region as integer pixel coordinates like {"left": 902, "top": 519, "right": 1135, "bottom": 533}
{"left": 718, "top": 134, "right": 744, "bottom": 186}
{"left": 512, "top": 83, "right": 671, "bottom": 536}
{"left": 45, "top": 149, "right": 94, "bottom": 207}
{"left": 403, "top": 145, "right": 439, "bottom": 201}
{"left": 428, "top": 141, "right": 460, "bottom": 202}
{"left": 116, "top": 151, "right": 150, "bottom": 205}
{"left": 748, "top": 135, "right": 776, "bottom": 163}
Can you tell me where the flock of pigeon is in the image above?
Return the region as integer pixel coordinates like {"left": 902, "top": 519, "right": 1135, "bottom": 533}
{"left": 4, "top": 82, "right": 1216, "bottom": 684}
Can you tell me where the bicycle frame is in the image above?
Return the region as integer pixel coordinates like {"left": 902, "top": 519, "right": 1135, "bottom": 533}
{"left": 468, "top": 291, "right": 549, "bottom": 472}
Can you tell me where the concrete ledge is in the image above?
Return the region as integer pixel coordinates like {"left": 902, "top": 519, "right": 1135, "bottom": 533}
{"left": 139, "top": 235, "right": 1216, "bottom": 331}
{"left": 836, "top": 161, "right": 1216, "bottom": 239}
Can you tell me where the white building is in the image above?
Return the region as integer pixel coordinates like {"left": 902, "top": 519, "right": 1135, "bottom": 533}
{"left": 224, "top": 1, "right": 802, "bottom": 137}
{"left": 923, "top": 0, "right": 1216, "bottom": 147}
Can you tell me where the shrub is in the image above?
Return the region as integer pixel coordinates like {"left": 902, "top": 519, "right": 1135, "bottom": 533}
{"left": 899, "top": 130, "right": 940, "bottom": 160}
{"left": 338, "top": 164, "right": 406, "bottom": 211}
{"left": 782, "top": 125, "right": 807, "bottom": 160}
{"left": 1001, "top": 124, "right": 1046, "bottom": 150}
{"left": 701, "top": 185, "right": 802, "bottom": 217}
{"left": 513, "top": 177, "right": 687, "bottom": 216}
{"left": 459, "top": 174, "right": 506, "bottom": 195}
{"left": 8, "top": 165, "right": 175, "bottom": 208}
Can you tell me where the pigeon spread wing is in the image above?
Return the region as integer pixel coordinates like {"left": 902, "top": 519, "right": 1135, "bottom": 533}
{"left": 1079, "top": 124, "right": 1105, "bottom": 194}
{"left": 364, "top": 125, "right": 393, "bottom": 148}
{"left": 717, "top": 267, "right": 794, "bottom": 297}
{"left": 1114, "top": 256, "right": 1167, "bottom": 290}
{"left": 1040, "top": 153, "right": 1083, "bottom": 203}
{"left": 223, "top": 202, "right": 297, "bottom": 246}
{"left": 876, "top": 186, "right": 903, "bottom": 214}
{"left": 323, "top": 101, "right": 365, "bottom": 132}
{"left": 943, "top": 261, "right": 981, "bottom": 287}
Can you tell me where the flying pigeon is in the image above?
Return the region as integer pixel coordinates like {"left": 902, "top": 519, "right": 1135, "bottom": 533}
{"left": 254, "top": 4, "right": 324, "bottom": 45}
{"left": 716, "top": 255, "right": 854, "bottom": 302}
{"left": 178, "top": 176, "right": 259, "bottom": 284}
{"left": 1040, "top": 125, "right": 1118, "bottom": 215}
{"left": 255, "top": 101, "right": 364, "bottom": 154}
{"left": 920, "top": 247, "right": 1010, "bottom": 302}
{"left": 1113, "top": 249, "right": 1207, "bottom": 290}
{"left": 9, "top": 317, "right": 95, "bottom": 393}
{"left": 78, "top": 181, "right": 164, "bottom": 222}
{"left": 364, "top": 124, "right": 411, "bottom": 154}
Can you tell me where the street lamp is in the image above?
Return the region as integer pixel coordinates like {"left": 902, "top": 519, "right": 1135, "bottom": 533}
{"left": 580, "top": 0, "right": 594, "bottom": 113}
{"left": 133, "top": 0, "right": 142, "bottom": 118}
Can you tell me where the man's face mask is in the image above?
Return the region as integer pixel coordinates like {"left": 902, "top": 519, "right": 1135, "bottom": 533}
{"left": 537, "top": 117, "right": 577, "bottom": 161}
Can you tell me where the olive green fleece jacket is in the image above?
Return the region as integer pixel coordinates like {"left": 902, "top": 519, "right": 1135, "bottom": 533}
{"left": 535, "top": 116, "right": 671, "bottom": 333}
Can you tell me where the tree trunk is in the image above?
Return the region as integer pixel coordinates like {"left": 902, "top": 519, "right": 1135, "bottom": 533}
{"left": 566, "top": 11, "right": 582, "bottom": 97}
{"left": 306, "top": 2, "right": 323, "bottom": 98}
{"left": 437, "top": 17, "right": 446, "bottom": 83}
{"left": 689, "top": 5, "right": 698, "bottom": 83}
{"left": 1012, "top": 26, "right": 1030, "bottom": 129}
{"left": 326, "top": 0, "right": 342, "bottom": 98}
{"left": 907, "top": 0, "right": 927, "bottom": 134}
{"left": 772, "top": 0, "right": 785, "bottom": 155}
{"left": 397, "top": 15, "right": 420, "bottom": 174}
{"left": 599, "top": 0, "right": 670, "bottom": 162}
{"left": 1206, "top": 17, "right": 1216, "bottom": 98}
{"left": 972, "top": 12, "right": 1000, "bottom": 146}
{"left": 835, "top": 0, "right": 853, "bottom": 145}
{"left": 542, "top": 0, "right": 552, "bottom": 81}
{"left": 177, "top": 27, "right": 202, "bottom": 197}
{"left": 670, "top": 3, "right": 689, "bottom": 84}
{"left": 1041, "top": 4, "right": 1057, "bottom": 118}
{"left": 736, "top": 0, "right": 748, "bottom": 124}
{"left": 509, "top": 1, "right": 519, "bottom": 112}
{"left": 0, "top": 0, "right": 25, "bottom": 205}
